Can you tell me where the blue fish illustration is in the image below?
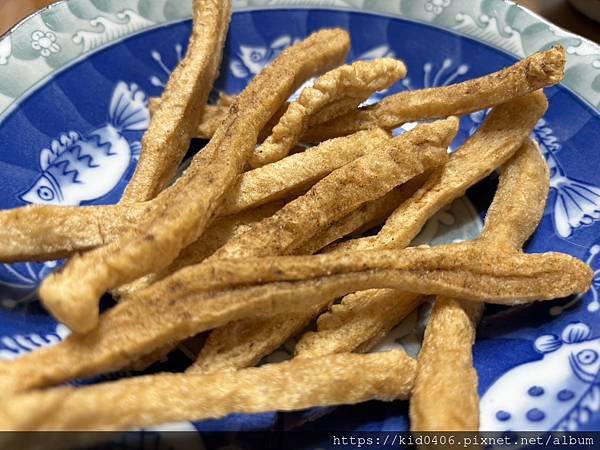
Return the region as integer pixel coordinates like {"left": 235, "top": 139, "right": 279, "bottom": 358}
{"left": 480, "top": 322, "right": 600, "bottom": 431}
{"left": 20, "top": 82, "right": 148, "bottom": 206}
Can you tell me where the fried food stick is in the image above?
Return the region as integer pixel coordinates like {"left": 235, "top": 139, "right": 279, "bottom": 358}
{"left": 303, "top": 46, "right": 565, "bottom": 142}
{"left": 117, "top": 128, "right": 393, "bottom": 296}
{"left": 189, "top": 181, "right": 424, "bottom": 374}
{"left": 183, "top": 121, "right": 452, "bottom": 372}
{"left": 212, "top": 119, "right": 454, "bottom": 259}
{"left": 329, "top": 90, "right": 548, "bottom": 253}
{"left": 410, "top": 138, "right": 549, "bottom": 432}
{"left": 39, "top": 29, "right": 352, "bottom": 333}
{"left": 0, "top": 242, "right": 590, "bottom": 394}
{"left": 295, "top": 90, "right": 548, "bottom": 358}
{"left": 116, "top": 201, "right": 286, "bottom": 297}
{"left": 250, "top": 58, "right": 407, "bottom": 167}
{"left": 149, "top": 95, "right": 288, "bottom": 142}
{"left": 189, "top": 90, "right": 550, "bottom": 372}
{"left": 0, "top": 350, "right": 415, "bottom": 431}
{"left": 0, "top": 128, "right": 375, "bottom": 263}
{"left": 123, "top": 0, "right": 231, "bottom": 203}
{"left": 292, "top": 180, "right": 422, "bottom": 256}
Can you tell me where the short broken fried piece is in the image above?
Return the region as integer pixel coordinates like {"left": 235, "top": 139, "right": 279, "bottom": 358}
{"left": 410, "top": 138, "right": 550, "bottom": 432}
{"left": 0, "top": 350, "right": 415, "bottom": 431}
{"left": 250, "top": 58, "right": 407, "bottom": 167}
{"left": 303, "top": 46, "right": 565, "bottom": 141}
{"left": 295, "top": 290, "right": 423, "bottom": 357}
{"left": 39, "top": 29, "right": 352, "bottom": 333}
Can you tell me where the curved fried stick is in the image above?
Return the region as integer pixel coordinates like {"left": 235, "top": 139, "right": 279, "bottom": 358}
{"left": 292, "top": 180, "right": 421, "bottom": 256}
{"left": 222, "top": 128, "right": 389, "bottom": 216}
{"left": 303, "top": 46, "right": 564, "bottom": 142}
{"left": 213, "top": 119, "right": 453, "bottom": 259}
{"left": 0, "top": 350, "right": 415, "bottom": 432}
{"left": 330, "top": 90, "right": 548, "bottom": 253}
{"left": 190, "top": 92, "right": 547, "bottom": 372}
{"left": 189, "top": 175, "right": 429, "bottom": 374}
{"left": 0, "top": 242, "right": 591, "bottom": 393}
{"left": 0, "top": 127, "right": 373, "bottom": 263}
{"left": 294, "top": 90, "right": 548, "bottom": 358}
{"left": 410, "top": 139, "right": 550, "bottom": 432}
{"left": 122, "top": 0, "right": 231, "bottom": 203}
{"left": 250, "top": 58, "right": 407, "bottom": 167}
{"left": 39, "top": 29, "right": 351, "bottom": 333}
{"left": 184, "top": 121, "right": 452, "bottom": 373}
{"left": 116, "top": 201, "right": 286, "bottom": 297}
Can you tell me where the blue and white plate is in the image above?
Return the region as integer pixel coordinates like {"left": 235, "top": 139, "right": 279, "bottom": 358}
{"left": 0, "top": 0, "right": 599, "bottom": 441}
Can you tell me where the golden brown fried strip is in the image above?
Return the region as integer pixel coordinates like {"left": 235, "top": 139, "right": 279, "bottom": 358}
{"left": 292, "top": 184, "right": 415, "bottom": 256}
{"left": 0, "top": 129, "right": 371, "bottom": 263}
{"left": 222, "top": 128, "right": 389, "bottom": 216}
{"left": 0, "top": 243, "right": 591, "bottom": 394}
{"left": 0, "top": 350, "right": 415, "bottom": 431}
{"left": 116, "top": 201, "right": 286, "bottom": 297}
{"left": 303, "top": 46, "right": 565, "bottom": 141}
{"left": 189, "top": 302, "right": 327, "bottom": 374}
{"left": 149, "top": 97, "right": 286, "bottom": 142}
{"left": 295, "top": 90, "right": 548, "bottom": 358}
{"left": 39, "top": 29, "right": 352, "bottom": 333}
{"left": 250, "top": 58, "right": 407, "bottom": 167}
{"left": 410, "top": 139, "right": 550, "bottom": 432}
{"left": 213, "top": 119, "right": 454, "bottom": 259}
{"left": 0, "top": 244, "right": 590, "bottom": 395}
{"left": 189, "top": 181, "right": 423, "bottom": 373}
{"left": 0, "top": 204, "right": 136, "bottom": 262}
{"left": 148, "top": 97, "right": 229, "bottom": 139}
{"left": 187, "top": 121, "right": 452, "bottom": 373}
{"left": 123, "top": 0, "right": 231, "bottom": 202}
{"left": 296, "top": 290, "right": 423, "bottom": 357}
{"left": 330, "top": 90, "right": 548, "bottom": 253}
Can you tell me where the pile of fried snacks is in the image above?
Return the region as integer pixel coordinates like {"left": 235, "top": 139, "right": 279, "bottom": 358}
{"left": 0, "top": 0, "right": 593, "bottom": 433}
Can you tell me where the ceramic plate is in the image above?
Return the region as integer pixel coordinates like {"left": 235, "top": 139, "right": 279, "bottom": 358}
{"left": 0, "top": 0, "right": 599, "bottom": 441}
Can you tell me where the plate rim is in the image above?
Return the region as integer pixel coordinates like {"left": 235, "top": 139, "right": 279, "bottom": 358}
{"left": 0, "top": 0, "right": 598, "bottom": 121}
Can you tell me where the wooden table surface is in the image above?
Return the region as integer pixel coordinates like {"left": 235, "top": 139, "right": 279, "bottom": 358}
{"left": 1, "top": 0, "right": 599, "bottom": 42}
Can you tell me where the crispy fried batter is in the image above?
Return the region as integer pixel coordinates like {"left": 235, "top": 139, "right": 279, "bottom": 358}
{"left": 0, "top": 244, "right": 591, "bottom": 394}
{"left": 222, "top": 128, "right": 389, "bottom": 216}
{"left": 295, "top": 91, "right": 548, "bottom": 358}
{"left": 123, "top": 0, "right": 232, "bottom": 202}
{"left": 116, "top": 201, "right": 286, "bottom": 297}
{"left": 0, "top": 350, "right": 415, "bottom": 431}
{"left": 410, "top": 138, "right": 550, "bottom": 432}
{"left": 250, "top": 58, "right": 407, "bottom": 167}
{"left": 213, "top": 119, "right": 454, "bottom": 259}
{"left": 38, "top": 29, "right": 352, "bottom": 333}
{"left": 330, "top": 90, "right": 548, "bottom": 253}
{"left": 303, "top": 46, "right": 565, "bottom": 141}
{"left": 189, "top": 176, "right": 426, "bottom": 373}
